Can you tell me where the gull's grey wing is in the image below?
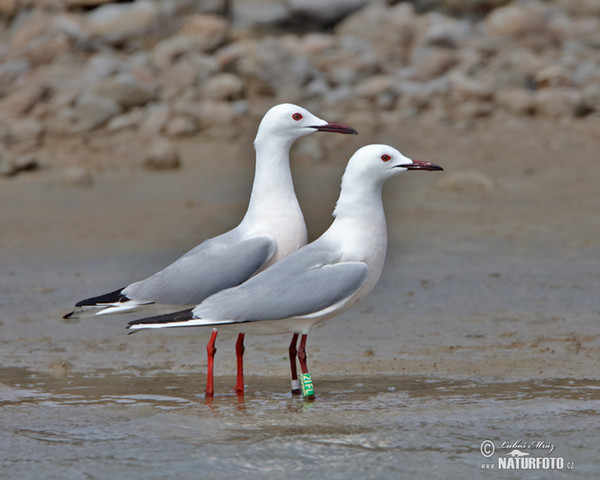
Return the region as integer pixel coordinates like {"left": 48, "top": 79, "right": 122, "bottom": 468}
{"left": 123, "top": 234, "right": 276, "bottom": 305}
{"left": 193, "top": 258, "right": 369, "bottom": 322}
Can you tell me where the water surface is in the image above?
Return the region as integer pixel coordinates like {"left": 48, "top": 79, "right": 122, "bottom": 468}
{"left": 1, "top": 368, "right": 598, "bottom": 479}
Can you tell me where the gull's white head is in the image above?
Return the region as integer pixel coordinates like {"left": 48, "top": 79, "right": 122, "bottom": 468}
{"left": 344, "top": 144, "right": 443, "bottom": 185}
{"left": 254, "top": 103, "right": 357, "bottom": 147}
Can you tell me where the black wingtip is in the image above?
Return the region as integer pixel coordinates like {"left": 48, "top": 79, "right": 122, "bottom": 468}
{"left": 63, "top": 311, "right": 74, "bottom": 320}
{"left": 75, "top": 287, "right": 128, "bottom": 307}
{"left": 127, "top": 308, "right": 195, "bottom": 328}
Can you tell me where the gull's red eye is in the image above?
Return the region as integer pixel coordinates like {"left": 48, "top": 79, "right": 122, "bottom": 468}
{"left": 292, "top": 113, "right": 303, "bottom": 121}
{"left": 381, "top": 154, "right": 391, "bottom": 162}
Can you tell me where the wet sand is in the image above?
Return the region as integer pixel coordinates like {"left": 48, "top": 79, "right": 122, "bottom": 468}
{"left": 2, "top": 117, "right": 599, "bottom": 379}
{"left": 1, "top": 116, "right": 599, "bottom": 477}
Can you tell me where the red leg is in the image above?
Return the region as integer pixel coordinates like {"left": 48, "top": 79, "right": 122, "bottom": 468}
{"left": 289, "top": 333, "right": 301, "bottom": 395}
{"left": 205, "top": 328, "right": 218, "bottom": 397}
{"left": 298, "top": 334, "right": 309, "bottom": 374}
{"left": 234, "top": 333, "right": 245, "bottom": 393}
{"left": 297, "top": 334, "right": 315, "bottom": 399}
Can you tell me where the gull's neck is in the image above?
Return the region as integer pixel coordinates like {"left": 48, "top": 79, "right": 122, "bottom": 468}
{"left": 243, "top": 134, "right": 301, "bottom": 224}
{"left": 325, "top": 173, "right": 388, "bottom": 259}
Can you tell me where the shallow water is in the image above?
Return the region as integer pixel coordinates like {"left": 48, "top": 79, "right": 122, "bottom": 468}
{"left": 1, "top": 368, "right": 598, "bottom": 479}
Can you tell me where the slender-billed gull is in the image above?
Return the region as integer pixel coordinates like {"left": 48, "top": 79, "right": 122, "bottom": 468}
{"left": 127, "top": 144, "right": 443, "bottom": 398}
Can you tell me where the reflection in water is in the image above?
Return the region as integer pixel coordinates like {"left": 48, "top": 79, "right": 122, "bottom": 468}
{"left": 1, "top": 368, "right": 599, "bottom": 479}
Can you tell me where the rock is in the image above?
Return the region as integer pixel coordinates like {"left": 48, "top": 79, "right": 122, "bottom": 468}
{"left": 105, "top": 108, "right": 144, "bottom": 132}
{"left": 151, "top": 36, "right": 195, "bottom": 69}
{"left": 177, "top": 14, "right": 229, "bottom": 52}
{"left": 301, "top": 33, "right": 336, "bottom": 56}
{"left": 0, "top": 78, "right": 46, "bottom": 116}
{"left": 336, "top": 3, "right": 417, "bottom": 60}
{"left": 437, "top": 169, "right": 497, "bottom": 194}
{"left": 92, "top": 72, "right": 158, "bottom": 109}
{"left": 61, "top": 166, "right": 93, "bottom": 187}
{"left": 534, "top": 65, "right": 574, "bottom": 89}
{"left": 0, "top": 60, "right": 30, "bottom": 97}
{"left": 194, "top": 101, "right": 239, "bottom": 138}
{"left": 582, "top": 83, "right": 600, "bottom": 112}
{"left": 200, "top": 73, "right": 244, "bottom": 101}
{"left": 84, "top": 0, "right": 160, "bottom": 44}
{"left": 0, "top": 144, "right": 15, "bottom": 176}
{"left": 9, "top": 11, "right": 54, "bottom": 51}
{"left": 143, "top": 138, "right": 181, "bottom": 170}
{"left": 0, "top": 0, "right": 16, "bottom": 17}
{"left": 165, "top": 116, "right": 197, "bottom": 137}
{"left": 354, "top": 75, "right": 397, "bottom": 109}
{"left": 484, "top": 4, "right": 547, "bottom": 38}
{"left": 13, "top": 153, "right": 39, "bottom": 172}
{"left": 449, "top": 73, "right": 494, "bottom": 101}
{"left": 288, "top": 0, "right": 365, "bottom": 26}
{"left": 140, "top": 103, "right": 171, "bottom": 136}
{"left": 7, "top": 118, "right": 44, "bottom": 148}
{"left": 534, "top": 88, "right": 585, "bottom": 118}
{"left": 159, "top": 60, "right": 199, "bottom": 98}
{"left": 495, "top": 88, "right": 536, "bottom": 116}
{"left": 411, "top": 46, "right": 458, "bottom": 80}
{"left": 72, "top": 91, "right": 122, "bottom": 131}
{"left": 440, "top": 0, "right": 511, "bottom": 15}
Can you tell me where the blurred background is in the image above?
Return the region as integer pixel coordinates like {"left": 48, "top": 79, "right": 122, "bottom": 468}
{"left": 1, "top": 1, "right": 600, "bottom": 478}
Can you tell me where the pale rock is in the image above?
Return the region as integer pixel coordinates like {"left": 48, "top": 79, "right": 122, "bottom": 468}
{"left": 10, "top": 11, "right": 53, "bottom": 51}
{"left": 83, "top": 54, "right": 121, "bottom": 82}
{"left": 236, "top": 37, "right": 311, "bottom": 96}
{"left": 7, "top": 118, "right": 43, "bottom": 147}
{"left": 336, "top": 3, "right": 416, "bottom": 59}
{"left": 397, "top": 82, "right": 436, "bottom": 113}
{"left": 165, "top": 116, "right": 197, "bottom": 137}
{"left": 288, "top": 0, "right": 365, "bottom": 25}
{"left": 0, "top": 78, "right": 46, "bottom": 116}
{"left": 437, "top": 169, "right": 497, "bottom": 194}
{"left": 159, "top": 60, "right": 199, "bottom": 97}
{"left": 411, "top": 46, "right": 458, "bottom": 80}
{"left": 196, "top": 101, "right": 237, "bottom": 127}
{"left": 92, "top": 72, "right": 158, "bottom": 109}
{"left": 0, "top": 143, "right": 15, "bottom": 176}
{"left": 61, "top": 166, "right": 93, "bottom": 187}
{"left": 85, "top": 0, "right": 160, "bottom": 44}
{"left": 0, "top": 60, "right": 30, "bottom": 96}
{"left": 535, "top": 65, "right": 574, "bottom": 89}
{"left": 106, "top": 108, "right": 144, "bottom": 132}
{"left": 0, "top": 0, "right": 16, "bottom": 17}
{"left": 495, "top": 88, "right": 536, "bottom": 116}
{"left": 534, "top": 88, "right": 585, "bottom": 118}
{"left": 582, "top": 83, "right": 600, "bottom": 112}
{"left": 151, "top": 36, "right": 195, "bottom": 69}
{"left": 139, "top": 103, "right": 171, "bottom": 136}
{"left": 72, "top": 91, "right": 122, "bottom": 131}
{"left": 301, "top": 33, "right": 336, "bottom": 56}
{"left": 354, "top": 75, "right": 397, "bottom": 109}
{"left": 13, "top": 153, "right": 39, "bottom": 172}
{"left": 16, "top": 34, "right": 72, "bottom": 67}
{"left": 143, "top": 137, "right": 181, "bottom": 170}
{"left": 449, "top": 73, "right": 494, "bottom": 101}
{"left": 200, "top": 73, "right": 244, "bottom": 101}
{"left": 452, "top": 100, "right": 494, "bottom": 122}
{"left": 177, "top": 14, "right": 229, "bottom": 52}
{"left": 484, "top": 4, "right": 547, "bottom": 38}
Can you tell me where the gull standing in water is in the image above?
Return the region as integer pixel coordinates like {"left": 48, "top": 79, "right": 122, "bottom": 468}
{"left": 127, "top": 144, "right": 443, "bottom": 398}
{"left": 64, "top": 103, "right": 358, "bottom": 395}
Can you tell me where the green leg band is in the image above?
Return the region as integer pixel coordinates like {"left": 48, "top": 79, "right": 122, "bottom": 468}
{"left": 300, "top": 373, "right": 314, "bottom": 397}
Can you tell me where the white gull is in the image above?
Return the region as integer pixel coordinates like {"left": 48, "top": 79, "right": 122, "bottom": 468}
{"left": 127, "top": 144, "right": 443, "bottom": 398}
